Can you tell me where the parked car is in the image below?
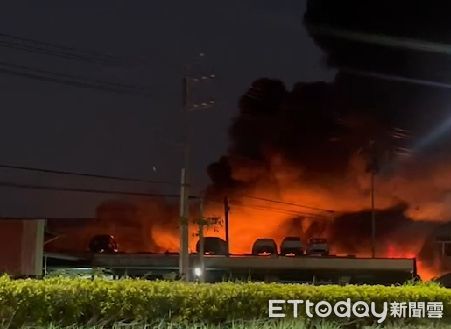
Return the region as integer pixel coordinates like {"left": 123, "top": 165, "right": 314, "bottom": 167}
{"left": 196, "top": 237, "right": 227, "bottom": 255}
{"left": 252, "top": 238, "right": 278, "bottom": 255}
{"left": 280, "top": 236, "right": 304, "bottom": 256}
{"left": 306, "top": 238, "right": 329, "bottom": 256}
{"left": 89, "top": 234, "right": 118, "bottom": 254}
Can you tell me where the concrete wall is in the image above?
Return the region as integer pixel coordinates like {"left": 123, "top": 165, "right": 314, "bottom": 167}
{"left": 0, "top": 219, "right": 44, "bottom": 277}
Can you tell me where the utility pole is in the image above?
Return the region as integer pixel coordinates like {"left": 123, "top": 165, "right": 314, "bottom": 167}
{"left": 198, "top": 197, "right": 206, "bottom": 282}
{"left": 179, "top": 74, "right": 191, "bottom": 281}
{"left": 224, "top": 196, "right": 230, "bottom": 255}
{"left": 179, "top": 167, "right": 189, "bottom": 281}
{"left": 179, "top": 53, "right": 215, "bottom": 281}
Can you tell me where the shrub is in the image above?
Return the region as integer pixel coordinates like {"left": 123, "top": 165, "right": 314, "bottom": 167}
{"left": 0, "top": 276, "right": 450, "bottom": 327}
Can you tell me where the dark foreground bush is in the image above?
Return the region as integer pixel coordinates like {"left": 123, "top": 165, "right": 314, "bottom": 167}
{"left": 0, "top": 276, "right": 450, "bottom": 327}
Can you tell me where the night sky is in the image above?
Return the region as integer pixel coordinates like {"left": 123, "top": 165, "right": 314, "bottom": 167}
{"left": 0, "top": 1, "right": 333, "bottom": 218}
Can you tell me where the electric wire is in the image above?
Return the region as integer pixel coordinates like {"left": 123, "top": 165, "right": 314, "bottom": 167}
{"left": 230, "top": 202, "right": 328, "bottom": 219}
{"left": 0, "top": 61, "right": 145, "bottom": 90}
{"left": 0, "top": 32, "right": 123, "bottom": 65}
{"left": 207, "top": 199, "right": 331, "bottom": 219}
{"left": 241, "top": 195, "right": 335, "bottom": 213}
{"left": 0, "top": 163, "right": 179, "bottom": 186}
{"left": 0, "top": 61, "right": 151, "bottom": 96}
{"left": 0, "top": 180, "right": 199, "bottom": 199}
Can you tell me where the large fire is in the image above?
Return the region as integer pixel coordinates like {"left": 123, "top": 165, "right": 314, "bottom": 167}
{"left": 47, "top": 150, "right": 447, "bottom": 280}
{"left": 142, "top": 151, "right": 446, "bottom": 280}
{"left": 47, "top": 78, "right": 451, "bottom": 282}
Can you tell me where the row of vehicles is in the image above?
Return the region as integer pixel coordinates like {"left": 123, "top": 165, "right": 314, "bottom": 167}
{"left": 88, "top": 234, "right": 329, "bottom": 257}
{"left": 62, "top": 234, "right": 416, "bottom": 285}
{"left": 252, "top": 237, "right": 329, "bottom": 256}
{"left": 195, "top": 236, "right": 329, "bottom": 256}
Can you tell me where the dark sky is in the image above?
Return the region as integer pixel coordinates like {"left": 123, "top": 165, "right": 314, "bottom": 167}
{"left": 0, "top": 0, "right": 333, "bottom": 218}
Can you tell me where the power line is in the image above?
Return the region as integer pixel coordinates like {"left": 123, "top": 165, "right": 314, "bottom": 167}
{"left": 0, "top": 32, "right": 124, "bottom": 65}
{"left": 241, "top": 195, "right": 336, "bottom": 213}
{"left": 0, "top": 61, "right": 151, "bottom": 96}
{"left": 0, "top": 67, "right": 141, "bottom": 95}
{"left": 206, "top": 199, "right": 329, "bottom": 219}
{"left": 0, "top": 180, "right": 199, "bottom": 199}
{"left": 0, "top": 163, "right": 179, "bottom": 186}
{"left": 0, "top": 40, "right": 120, "bottom": 65}
{"left": 229, "top": 202, "right": 328, "bottom": 219}
{"left": 0, "top": 32, "right": 117, "bottom": 56}
{"left": 244, "top": 204, "right": 327, "bottom": 218}
{"left": 0, "top": 61, "right": 145, "bottom": 91}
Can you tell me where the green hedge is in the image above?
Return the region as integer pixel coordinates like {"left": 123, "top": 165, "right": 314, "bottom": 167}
{"left": 0, "top": 276, "right": 450, "bottom": 327}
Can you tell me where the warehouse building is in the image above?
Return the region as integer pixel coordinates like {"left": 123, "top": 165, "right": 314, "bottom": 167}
{"left": 0, "top": 219, "right": 45, "bottom": 277}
